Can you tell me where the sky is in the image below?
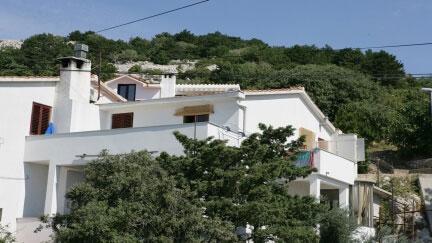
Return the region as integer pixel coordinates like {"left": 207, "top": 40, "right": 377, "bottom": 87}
{"left": 0, "top": 0, "right": 431, "bottom": 74}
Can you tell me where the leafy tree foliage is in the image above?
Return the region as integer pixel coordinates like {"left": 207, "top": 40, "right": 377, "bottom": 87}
{"left": 47, "top": 125, "right": 331, "bottom": 242}
{"left": 0, "top": 48, "right": 32, "bottom": 76}
{"left": 128, "top": 64, "right": 143, "bottom": 73}
{"left": 261, "top": 65, "right": 381, "bottom": 121}
{"left": 335, "top": 101, "right": 394, "bottom": 143}
{"left": 20, "top": 34, "right": 73, "bottom": 75}
{"left": 0, "top": 34, "right": 71, "bottom": 76}
{"left": 361, "top": 50, "right": 405, "bottom": 86}
{"left": 386, "top": 89, "right": 432, "bottom": 157}
{"left": 158, "top": 124, "right": 325, "bottom": 242}
{"left": 47, "top": 150, "right": 236, "bottom": 242}
{"left": 319, "top": 208, "right": 357, "bottom": 243}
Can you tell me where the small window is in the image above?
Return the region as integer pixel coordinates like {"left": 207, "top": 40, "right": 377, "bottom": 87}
{"left": 30, "top": 102, "right": 51, "bottom": 135}
{"left": 112, "top": 113, "right": 134, "bottom": 129}
{"left": 183, "top": 114, "right": 209, "bottom": 123}
{"left": 117, "top": 84, "right": 136, "bottom": 101}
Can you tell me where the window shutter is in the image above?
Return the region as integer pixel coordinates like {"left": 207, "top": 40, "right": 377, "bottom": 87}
{"left": 30, "top": 104, "right": 41, "bottom": 135}
{"left": 112, "top": 113, "right": 133, "bottom": 129}
{"left": 30, "top": 102, "right": 51, "bottom": 135}
{"left": 40, "top": 106, "right": 51, "bottom": 134}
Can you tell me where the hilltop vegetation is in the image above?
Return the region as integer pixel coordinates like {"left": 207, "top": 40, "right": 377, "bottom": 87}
{"left": 1, "top": 31, "right": 432, "bottom": 163}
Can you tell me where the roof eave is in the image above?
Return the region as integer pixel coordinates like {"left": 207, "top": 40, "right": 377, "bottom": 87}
{"left": 98, "top": 91, "right": 244, "bottom": 110}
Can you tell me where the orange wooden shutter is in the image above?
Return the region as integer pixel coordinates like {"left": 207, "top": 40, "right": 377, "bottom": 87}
{"left": 30, "top": 102, "right": 51, "bottom": 135}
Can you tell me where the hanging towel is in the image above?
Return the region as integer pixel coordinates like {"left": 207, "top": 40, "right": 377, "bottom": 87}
{"left": 295, "top": 149, "right": 319, "bottom": 168}
{"left": 44, "top": 122, "right": 56, "bottom": 135}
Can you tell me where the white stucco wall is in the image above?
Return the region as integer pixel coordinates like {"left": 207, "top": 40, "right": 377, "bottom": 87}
{"left": 241, "top": 94, "right": 333, "bottom": 141}
{"left": 100, "top": 98, "right": 240, "bottom": 131}
{"left": 23, "top": 163, "right": 48, "bottom": 217}
{"left": 105, "top": 76, "right": 161, "bottom": 100}
{"left": 0, "top": 81, "right": 57, "bottom": 230}
{"left": 316, "top": 150, "right": 357, "bottom": 185}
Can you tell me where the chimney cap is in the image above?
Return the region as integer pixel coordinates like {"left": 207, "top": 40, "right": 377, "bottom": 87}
{"left": 74, "top": 43, "right": 89, "bottom": 52}
{"left": 74, "top": 43, "right": 89, "bottom": 59}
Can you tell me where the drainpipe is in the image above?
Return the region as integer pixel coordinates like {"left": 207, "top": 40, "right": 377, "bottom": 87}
{"left": 239, "top": 105, "right": 247, "bottom": 134}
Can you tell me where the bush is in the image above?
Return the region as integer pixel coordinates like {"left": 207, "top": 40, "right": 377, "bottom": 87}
{"left": 127, "top": 64, "right": 142, "bottom": 73}
{"left": 319, "top": 208, "right": 357, "bottom": 243}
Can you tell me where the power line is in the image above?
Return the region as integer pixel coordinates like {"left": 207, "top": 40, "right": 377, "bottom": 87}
{"left": 96, "top": 0, "right": 210, "bottom": 33}
{"left": 344, "top": 42, "right": 432, "bottom": 50}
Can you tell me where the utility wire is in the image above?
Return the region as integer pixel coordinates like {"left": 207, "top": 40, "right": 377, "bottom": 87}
{"left": 342, "top": 42, "right": 432, "bottom": 50}
{"left": 96, "top": 0, "right": 210, "bottom": 33}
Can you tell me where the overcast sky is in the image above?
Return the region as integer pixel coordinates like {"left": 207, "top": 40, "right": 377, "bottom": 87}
{"left": 1, "top": 0, "right": 431, "bottom": 73}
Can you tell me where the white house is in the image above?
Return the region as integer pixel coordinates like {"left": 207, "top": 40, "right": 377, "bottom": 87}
{"left": 0, "top": 45, "right": 364, "bottom": 241}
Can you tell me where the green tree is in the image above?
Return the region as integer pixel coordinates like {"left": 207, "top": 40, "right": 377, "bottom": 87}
{"left": 261, "top": 65, "right": 381, "bottom": 120}
{"left": 99, "top": 63, "right": 117, "bottom": 81}
{"left": 386, "top": 89, "right": 432, "bottom": 157}
{"left": 361, "top": 50, "right": 405, "bottom": 86}
{"left": 47, "top": 150, "right": 236, "bottom": 242}
{"left": 128, "top": 64, "right": 143, "bottom": 74}
{"left": 158, "top": 124, "right": 325, "bottom": 242}
{"left": 0, "top": 48, "right": 32, "bottom": 76}
{"left": 319, "top": 208, "right": 357, "bottom": 243}
{"left": 332, "top": 48, "right": 364, "bottom": 71}
{"left": 335, "top": 100, "right": 393, "bottom": 143}
{"left": 114, "top": 49, "right": 139, "bottom": 63}
{"left": 20, "top": 33, "right": 72, "bottom": 75}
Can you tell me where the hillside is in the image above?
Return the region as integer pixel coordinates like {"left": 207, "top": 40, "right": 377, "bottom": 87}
{"left": 1, "top": 30, "right": 432, "bottom": 168}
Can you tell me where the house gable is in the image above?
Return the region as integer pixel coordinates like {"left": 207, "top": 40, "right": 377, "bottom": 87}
{"left": 105, "top": 75, "right": 161, "bottom": 101}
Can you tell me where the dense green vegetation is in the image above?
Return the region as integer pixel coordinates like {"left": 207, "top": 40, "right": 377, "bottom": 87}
{"left": 44, "top": 125, "right": 355, "bottom": 242}
{"left": 1, "top": 30, "right": 432, "bottom": 161}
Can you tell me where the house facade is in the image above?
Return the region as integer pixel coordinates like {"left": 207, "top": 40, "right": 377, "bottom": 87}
{"left": 0, "top": 46, "right": 364, "bottom": 240}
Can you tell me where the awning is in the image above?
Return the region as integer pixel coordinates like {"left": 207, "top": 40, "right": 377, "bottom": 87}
{"left": 174, "top": 104, "right": 214, "bottom": 116}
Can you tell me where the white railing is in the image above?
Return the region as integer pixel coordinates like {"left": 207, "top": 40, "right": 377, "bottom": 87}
{"left": 24, "top": 122, "right": 242, "bottom": 164}
{"left": 301, "top": 137, "right": 365, "bottom": 162}
{"left": 315, "top": 150, "right": 357, "bottom": 184}
{"left": 294, "top": 149, "right": 357, "bottom": 185}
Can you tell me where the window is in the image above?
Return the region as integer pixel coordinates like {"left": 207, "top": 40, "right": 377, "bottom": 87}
{"left": 30, "top": 102, "right": 51, "bottom": 135}
{"left": 117, "top": 84, "right": 136, "bottom": 101}
{"left": 112, "top": 113, "right": 134, "bottom": 129}
{"left": 183, "top": 114, "right": 209, "bottom": 123}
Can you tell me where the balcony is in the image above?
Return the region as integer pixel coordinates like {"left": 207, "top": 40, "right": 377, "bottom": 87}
{"left": 295, "top": 148, "right": 357, "bottom": 185}
{"left": 24, "top": 122, "right": 243, "bottom": 164}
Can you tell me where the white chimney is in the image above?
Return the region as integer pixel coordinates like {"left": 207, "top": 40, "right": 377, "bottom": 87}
{"left": 53, "top": 44, "right": 92, "bottom": 133}
{"left": 160, "top": 73, "right": 176, "bottom": 98}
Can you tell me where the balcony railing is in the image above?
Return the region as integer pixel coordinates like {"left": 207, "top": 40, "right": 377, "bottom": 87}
{"left": 24, "top": 122, "right": 243, "bottom": 164}
{"left": 294, "top": 148, "right": 357, "bottom": 184}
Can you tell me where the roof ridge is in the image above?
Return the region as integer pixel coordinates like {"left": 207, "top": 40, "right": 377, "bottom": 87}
{"left": 243, "top": 87, "right": 305, "bottom": 92}
{"left": 177, "top": 83, "right": 239, "bottom": 86}
{"left": 0, "top": 76, "right": 59, "bottom": 78}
